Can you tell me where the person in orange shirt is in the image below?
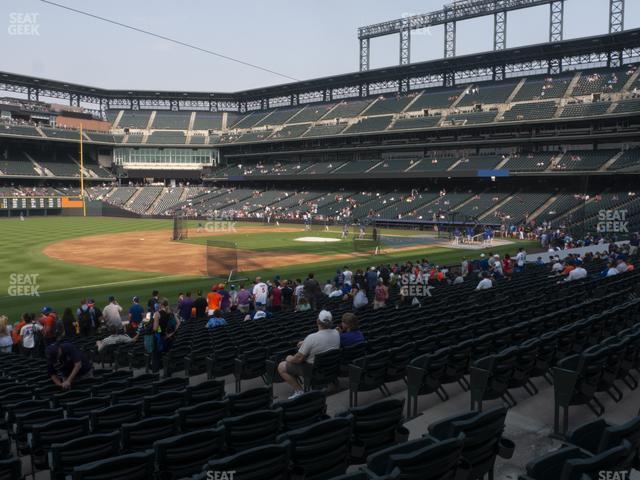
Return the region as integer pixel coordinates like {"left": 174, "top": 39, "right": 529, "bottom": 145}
{"left": 207, "top": 286, "right": 222, "bottom": 316}
{"left": 561, "top": 263, "right": 575, "bottom": 276}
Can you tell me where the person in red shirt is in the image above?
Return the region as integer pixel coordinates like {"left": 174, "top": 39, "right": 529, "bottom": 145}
{"left": 39, "top": 307, "right": 58, "bottom": 346}
{"left": 270, "top": 281, "right": 282, "bottom": 312}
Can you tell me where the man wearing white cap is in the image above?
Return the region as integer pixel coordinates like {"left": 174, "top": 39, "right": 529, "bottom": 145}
{"left": 277, "top": 309, "right": 340, "bottom": 399}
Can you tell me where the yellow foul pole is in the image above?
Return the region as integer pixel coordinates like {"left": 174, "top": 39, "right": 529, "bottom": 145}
{"left": 79, "top": 125, "right": 86, "bottom": 217}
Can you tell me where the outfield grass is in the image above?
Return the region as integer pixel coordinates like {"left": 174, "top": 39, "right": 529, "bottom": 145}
{"left": 0, "top": 216, "right": 537, "bottom": 324}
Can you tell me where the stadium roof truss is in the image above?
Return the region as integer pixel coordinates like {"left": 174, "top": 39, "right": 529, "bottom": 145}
{"left": 0, "top": 28, "right": 638, "bottom": 117}
{"left": 358, "top": 0, "right": 626, "bottom": 71}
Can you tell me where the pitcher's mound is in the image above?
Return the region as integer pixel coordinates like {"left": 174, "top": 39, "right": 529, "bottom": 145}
{"left": 294, "top": 236, "right": 341, "bottom": 243}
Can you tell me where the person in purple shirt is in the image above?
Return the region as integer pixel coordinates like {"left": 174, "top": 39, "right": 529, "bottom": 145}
{"left": 218, "top": 284, "right": 231, "bottom": 312}
{"left": 236, "top": 284, "right": 251, "bottom": 314}
{"left": 178, "top": 292, "right": 194, "bottom": 321}
{"left": 336, "top": 312, "right": 365, "bottom": 348}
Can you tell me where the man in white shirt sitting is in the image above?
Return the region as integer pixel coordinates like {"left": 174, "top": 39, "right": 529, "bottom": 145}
{"left": 563, "top": 266, "right": 587, "bottom": 282}
{"left": 277, "top": 310, "right": 340, "bottom": 399}
{"left": 616, "top": 259, "right": 628, "bottom": 273}
{"left": 476, "top": 272, "right": 493, "bottom": 291}
{"left": 606, "top": 263, "right": 619, "bottom": 277}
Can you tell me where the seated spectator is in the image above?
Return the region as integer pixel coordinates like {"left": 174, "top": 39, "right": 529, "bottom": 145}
{"left": 562, "top": 265, "right": 588, "bottom": 282}
{"left": 244, "top": 303, "right": 272, "bottom": 321}
{"left": 296, "top": 297, "right": 311, "bottom": 312}
{"left": 476, "top": 271, "right": 493, "bottom": 290}
{"left": 47, "top": 340, "right": 93, "bottom": 389}
{"left": 337, "top": 313, "right": 364, "bottom": 348}
{"left": 605, "top": 262, "right": 619, "bottom": 277}
{"left": 616, "top": 259, "right": 628, "bottom": 273}
{"left": 0, "top": 316, "right": 12, "bottom": 354}
{"left": 96, "top": 325, "right": 133, "bottom": 352}
{"left": 206, "top": 309, "right": 227, "bottom": 329}
{"left": 277, "top": 310, "right": 340, "bottom": 399}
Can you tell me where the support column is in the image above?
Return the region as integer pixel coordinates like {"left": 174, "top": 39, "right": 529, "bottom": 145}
{"left": 359, "top": 38, "right": 370, "bottom": 72}
{"left": 399, "top": 18, "right": 410, "bottom": 66}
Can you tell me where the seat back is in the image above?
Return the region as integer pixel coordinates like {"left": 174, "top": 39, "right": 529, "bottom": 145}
{"left": 309, "top": 349, "right": 342, "bottom": 389}
{"left": 69, "top": 450, "right": 154, "bottom": 480}
{"left": 142, "top": 391, "right": 186, "bottom": 417}
{"left": 563, "top": 441, "right": 634, "bottom": 480}
{"left": 121, "top": 415, "right": 180, "bottom": 452}
{"left": 428, "top": 406, "right": 507, "bottom": 478}
{"left": 0, "top": 458, "right": 21, "bottom": 480}
{"left": 272, "top": 390, "right": 327, "bottom": 431}
{"left": 278, "top": 417, "right": 352, "bottom": 479}
{"left": 177, "top": 400, "right": 230, "bottom": 432}
{"left": 204, "top": 441, "right": 291, "bottom": 480}
{"left": 367, "top": 434, "right": 465, "bottom": 480}
{"left": 185, "top": 379, "right": 225, "bottom": 404}
{"left": 151, "top": 377, "right": 188, "bottom": 394}
{"left": 49, "top": 431, "right": 120, "bottom": 480}
{"left": 65, "top": 397, "right": 111, "bottom": 418}
{"left": 90, "top": 404, "right": 143, "bottom": 434}
{"left": 338, "top": 398, "right": 405, "bottom": 459}
{"left": 227, "top": 386, "right": 272, "bottom": 416}
{"left": 31, "top": 417, "right": 91, "bottom": 452}
{"left": 154, "top": 426, "right": 225, "bottom": 479}
{"left": 221, "top": 409, "right": 282, "bottom": 452}
{"left": 111, "top": 386, "right": 153, "bottom": 405}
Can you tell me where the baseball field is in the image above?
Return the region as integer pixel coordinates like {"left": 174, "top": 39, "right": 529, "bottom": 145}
{"left": 0, "top": 216, "right": 535, "bottom": 322}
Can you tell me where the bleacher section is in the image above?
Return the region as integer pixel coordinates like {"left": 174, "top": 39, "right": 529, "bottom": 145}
{"left": 229, "top": 111, "right": 271, "bottom": 129}
{"left": 147, "top": 131, "right": 187, "bottom": 145}
{"left": 191, "top": 112, "right": 224, "bottom": 130}
{"left": 152, "top": 111, "right": 191, "bottom": 130}
{"left": 269, "top": 124, "right": 311, "bottom": 140}
{"left": 501, "top": 101, "right": 558, "bottom": 121}
{"left": 389, "top": 115, "right": 441, "bottom": 130}
{"left": 364, "top": 96, "right": 415, "bottom": 116}
{"left": 560, "top": 101, "right": 611, "bottom": 118}
{"left": 445, "top": 111, "right": 498, "bottom": 125}
{"left": 486, "top": 192, "right": 551, "bottom": 223}
{"left": 609, "top": 148, "right": 640, "bottom": 171}
{"left": 0, "top": 153, "right": 37, "bottom": 176}
{"left": 553, "top": 150, "right": 615, "bottom": 171}
{"left": 322, "top": 100, "right": 372, "bottom": 121}
{"left": 302, "top": 123, "right": 348, "bottom": 137}
{"left": 106, "top": 187, "right": 137, "bottom": 207}
{"left": 0, "top": 123, "right": 41, "bottom": 137}
{"left": 257, "top": 108, "right": 303, "bottom": 127}
{"left": 502, "top": 152, "right": 554, "bottom": 172}
{"left": 343, "top": 115, "right": 393, "bottom": 134}
{"left": 452, "top": 154, "right": 503, "bottom": 171}
{"left": 406, "top": 88, "right": 462, "bottom": 110}
{"left": 457, "top": 82, "right": 518, "bottom": 107}
{"left": 571, "top": 68, "right": 629, "bottom": 95}
{"left": 40, "top": 127, "right": 82, "bottom": 141}
{"left": 534, "top": 194, "right": 585, "bottom": 225}
{"left": 512, "top": 74, "right": 573, "bottom": 101}
{"left": 118, "top": 111, "right": 151, "bottom": 129}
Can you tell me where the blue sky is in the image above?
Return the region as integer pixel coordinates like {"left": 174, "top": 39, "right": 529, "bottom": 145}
{"left": 2, "top": 0, "right": 639, "bottom": 92}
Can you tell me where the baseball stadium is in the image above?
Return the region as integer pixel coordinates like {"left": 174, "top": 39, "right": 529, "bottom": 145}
{"left": 1, "top": 0, "right": 640, "bottom": 479}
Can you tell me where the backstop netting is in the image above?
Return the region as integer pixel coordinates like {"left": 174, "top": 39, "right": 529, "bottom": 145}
{"left": 206, "top": 240, "right": 239, "bottom": 280}
{"left": 172, "top": 214, "right": 189, "bottom": 241}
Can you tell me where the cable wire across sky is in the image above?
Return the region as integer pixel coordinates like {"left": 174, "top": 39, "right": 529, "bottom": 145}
{"left": 39, "top": 0, "right": 301, "bottom": 82}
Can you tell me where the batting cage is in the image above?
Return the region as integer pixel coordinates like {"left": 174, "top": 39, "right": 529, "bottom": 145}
{"left": 172, "top": 213, "right": 189, "bottom": 241}
{"left": 206, "top": 239, "right": 240, "bottom": 281}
